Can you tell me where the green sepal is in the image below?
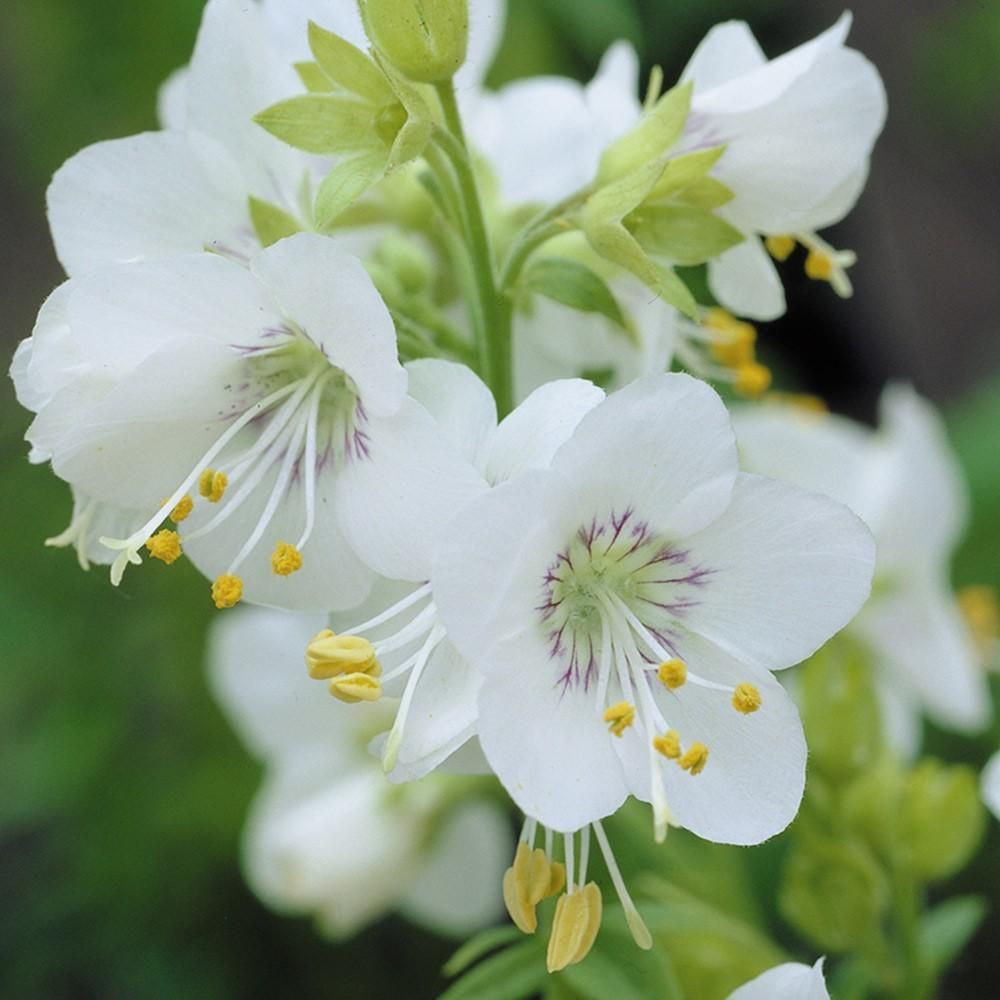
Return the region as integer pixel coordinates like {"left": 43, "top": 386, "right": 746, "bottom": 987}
{"left": 630, "top": 205, "right": 744, "bottom": 266}
{"left": 248, "top": 196, "right": 303, "bottom": 247}
{"left": 307, "top": 21, "right": 394, "bottom": 103}
{"left": 313, "top": 153, "right": 386, "bottom": 230}
{"left": 670, "top": 176, "right": 734, "bottom": 210}
{"left": 373, "top": 51, "right": 434, "bottom": 170}
{"left": 597, "top": 81, "right": 693, "bottom": 185}
{"left": 647, "top": 146, "right": 727, "bottom": 203}
{"left": 522, "top": 256, "right": 629, "bottom": 331}
{"left": 254, "top": 95, "right": 381, "bottom": 155}
{"left": 294, "top": 61, "right": 334, "bottom": 93}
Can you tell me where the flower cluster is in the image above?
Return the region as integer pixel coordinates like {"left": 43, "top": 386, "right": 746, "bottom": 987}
{"left": 13, "top": 0, "right": 993, "bottom": 981}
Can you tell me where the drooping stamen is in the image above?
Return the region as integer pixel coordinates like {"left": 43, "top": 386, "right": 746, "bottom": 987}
{"left": 592, "top": 820, "right": 652, "bottom": 950}
{"left": 339, "top": 582, "right": 433, "bottom": 635}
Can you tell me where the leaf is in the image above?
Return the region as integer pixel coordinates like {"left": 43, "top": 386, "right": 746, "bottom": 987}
{"left": 919, "top": 895, "right": 987, "bottom": 974}
{"left": 443, "top": 925, "right": 526, "bottom": 977}
{"left": 307, "top": 20, "right": 392, "bottom": 103}
{"left": 631, "top": 205, "right": 744, "bottom": 266}
{"left": 313, "top": 153, "right": 386, "bottom": 230}
{"left": 247, "top": 196, "right": 302, "bottom": 247}
{"left": 523, "top": 257, "right": 628, "bottom": 329}
{"left": 439, "top": 939, "right": 548, "bottom": 1000}
{"left": 254, "top": 95, "right": 379, "bottom": 155}
{"left": 294, "top": 61, "right": 334, "bottom": 93}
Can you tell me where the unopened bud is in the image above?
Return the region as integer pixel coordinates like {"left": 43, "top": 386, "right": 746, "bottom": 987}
{"left": 358, "top": 0, "right": 469, "bottom": 83}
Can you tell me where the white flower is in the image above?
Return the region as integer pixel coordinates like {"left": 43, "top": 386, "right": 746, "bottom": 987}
{"left": 207, "top": 604, "right": 510, "bottom": 937}
{"left": 982, "top": 752, "right": 1000, "bottom": 821}
{"left": 680, "top": 13, "right": 887, "bottom": 318}
{"left": 16, "top": 233, "right": 485, "bottom": 611}
{"left": 734, "top": 386, "right": 992, "bottom": 749}
{"left": 310, "top": 361, "right": 605, "bottom": 783}
{"left": 432, "top": 373, "right": 875, "bottom": 843}
{"left": 726, "top": 958, "right": 829, "bottom": 1000}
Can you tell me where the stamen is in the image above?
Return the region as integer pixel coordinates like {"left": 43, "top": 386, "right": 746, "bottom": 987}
{"left": 652, "top": 729, "right": 681, "bottom": 759}
{"left": 211, "top": 574, "right": 243, "bottom": 609}
{"left": 271, "top": 541, "right": 303, "bottom": 576}
{"left": 502, "top": 841, "right": 561, "bottom": 934}
{"left": 592, "top": 820, "right": 652, "bottom": 950}
{"left": 546, "top": 883, "right": 602, "bottom": 973}
{"left": 765, "top": 234, "right": 796, "bottom": 261}
{"left": 305, "top": 631, "right": 378, "bottom": 678}
{"left": 657, "top": 659, "right": 687, "bottom": 690}
{"left": 45, "top": 497, "right": 98, "bottom": 571}
{"left": 734, "top": 360, "right": 772, "bottom": 398}
{"left": 168, "top": 495, "right": 194, "bottom": 522}
{"left": 339, "top": 582, "right": 433, "bottom": 635}
{"left": 578, "top": 826, "right": 591, "bottom": 887}
{"left": 329, "top": 671, "right": 383, "bottom": 703}
{"left": 678, "top": 741, "right": 709, "bottom": 775}
{"left": 199, "top": 469, "right": 228, "bottom": 503}
{"left": 732, "top": 682, "right": 762, "bottom": 714}
{"left": 804, "top": 249, "right": 834, "bottom": 281}
{"left": 603, "top": 701, "right": 636, "bottom": 737}
{"left": 145, "top": 529, "right": 182, "bottom": 565}
{"left": 957, "top": 585, "right": 998, "bottom": 657}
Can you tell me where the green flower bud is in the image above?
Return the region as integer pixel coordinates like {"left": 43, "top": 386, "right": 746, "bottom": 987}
{"left": 899, "top": 761, "right": 985, "bottom": 881}
{"left": 779, "top": 837, "right": 889, "bottom": 952}
{"left": 842, "top": 755, "right": 905, "bottom": 859}
{"left": 373, "top": 235, "right": 433, "bottom": 295}
{"left": 358, "top": 0, "right": 469, "bottom": 83}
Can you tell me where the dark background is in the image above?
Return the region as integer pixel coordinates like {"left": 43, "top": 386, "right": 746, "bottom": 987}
{"left": 1, "top": 1, "right": 998, "bottom": 997}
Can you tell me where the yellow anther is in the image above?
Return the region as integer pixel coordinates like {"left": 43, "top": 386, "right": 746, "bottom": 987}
{"left": 652, "top": 729, "right": 682, "bottom": 760}
{"left": 958, "top": 585, "right": 999, "bottom": 658}
{"left": 767, "top": 391, "right": 828, "bottom": 415}
{"left": 678, "top": 741, "right": 709, "bottom": 776}
{"left": 503, "top": 843, "right": 562, "bottom": 934}
{"left": 546, "top": 861, "right": 566, "bottom": 898}
{"left": 168, "top": 495, "right": 194, "bottom": 522}
{"left": 328, "top": 671, "right": 383, "bottom": 703}
{"left": 211, "top": 574, "right": 243, "bottom": 609}
{"left": 657, "top": 658, "right": 687, "bottom": 690}
{"left": 703, "top": 307, "right": 742, "bottom": 333}
{"left": 732, "top": 682, "right": 762, "bottom": 714}
{"left": 804, "top": 249, "right": 834, "bottom": 281}
{"left": 734, "top": 361, "right": 772, "bottom": 399}
{"left": 603, "top": 701, "right": 636, "bottom": 737}
{"left": 546, "top": 883, "right": 603, "bottom": 973}
{"left": 710, "top": 323, "right": 756, "bottom": 368}
{"left": 305, "top": 630, "right": 379, "bottom": 679}
{"left": 271, "top": 540, "right": 303, "bottom": 576}
{"left": 144, "top": 529, "right": 182, "bottom": 565}
{"left": 198, "top": 468, "right": 228, "bottom": 502}
{"left": 765, "top": 234, "right": 796, "bottom": 262}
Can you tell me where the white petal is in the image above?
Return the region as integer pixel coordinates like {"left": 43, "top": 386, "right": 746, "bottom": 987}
{"left": 335, "top": 398, "right": 487, "bottom": 580}
{"left": 485, "top": 379, "right": 605, "bottom": 484}
{"left": 875, "top": 674, "right": 922, "bottom": 759}
{"left": 261, "top": 0, "right": 366, "bottom": 60}
{"left": 250, "top": 235, "right": 406, "bottom": 418}
{"left": 19, "top": 282, "right": 79, "bottom": 410}
{"left": 157, "top": 66, "right": 188, "bottom": 129}
{"left": 398, "top": 801, "right": 510, "bottom": 936}
{"left": 549, "top": 373, "right": 739, "bottom": 540}
{"left": 10, "top": 339, "right": 43, "bottom": 413}
{"left": 461, "top": 0, "right": 506, "bottom": 87}
{"left": 981, "top": 752, "right": 1000, "bottom": 822}
{"left": 681, "top": 21, "right": 766, "bottom": 93}
{"left": 405, "top": 359, "right": 497, "bottom": 469}
{"left": 47, "top": 132, "right": 250, "bottom": 276}
{"left": 708, "top": 237, "right": 786, "bottom": 321}
{"left": 626, "top": 637, "right": 806, "bottom": 845}
{"left": 727, "top": 958, "right": 829, "bottom": 1000}
{"left": 682, "top": 473, "right": 876, "bottom": 671}
{"left": 586, "top": 41, "right": 642, "bottom": 127}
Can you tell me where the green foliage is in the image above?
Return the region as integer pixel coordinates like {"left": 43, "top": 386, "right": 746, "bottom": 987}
{"left": 629, "top": 205, "right": 744, "bottom": 266}
{"left": 439, "top": 938, "right": 548, "bottom": 1000}
{"left": 522, "top": 257, "right": 629, "bottom": 331}
{"left": 919, "top": 896, "right": 988, "bottom": 977}
{"left": 248, "top": 196, "right": 302, "bottom": 247}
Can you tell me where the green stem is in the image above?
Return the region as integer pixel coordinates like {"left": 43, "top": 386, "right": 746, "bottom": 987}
{"left": 892, "top": 871, "right": 929, "bottom": 1000}
{"left": 432, "top": 80, "right": 513, "bottom": 415}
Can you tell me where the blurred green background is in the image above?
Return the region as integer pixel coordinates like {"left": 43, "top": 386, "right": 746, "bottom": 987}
{"left": 1, "top": 1, "right": 998, "bottom": 997}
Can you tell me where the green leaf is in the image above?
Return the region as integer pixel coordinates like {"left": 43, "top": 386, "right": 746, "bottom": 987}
{"left": 631, "top": 205, "right": 744, "bottom": 266}
{"left": 919, "top": 896, "right": 987, "bottom": 975}
{"left": 254, "top": 95, "right": 379, "bottom": 155}
{"left": 247, "top": 196, "right": 302, "bottom": 247}
{"left": 439, "top": 939, "right": 548, "bottom": 1000}
{"left": 313, "top": 153, "right": 386, "bottom": 230}
{"left": 443, "top": 926, "right": 526, "bottom": 977}
{"left": 523, "top": 257, "right": 628, "bottom": 329}
{"left": 307, "top": 20, "right": 392, "bottom": 103}
{"left": 294, "top": 61, "right": 334, "bottom": 93}
{"left": 597, "top": 81, "right": 693, "bottom": 185}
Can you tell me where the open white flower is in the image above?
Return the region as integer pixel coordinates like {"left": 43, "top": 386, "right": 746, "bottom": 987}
{"left": 680, "top": 13, "right": 887, "bottom": 318}
{"left": 727, "top": 958, "right": 829, "bottom": 1000}
{"left": 17, "top": 233, "right": 484, "bottom": 611}
{"left": 735, "top": 386, "right": 992, "bottom": 749}
{"left": 309, "top": 361, "right": 605, "bottom": 783}
{"left": 432, "top": 373, "right": 875, "bottom": 845}
{"left": 982, "top": 752, "right": 1000, "bottom": 822}
{"left": 208, "top": 605, "right": 510, "bottom": 937}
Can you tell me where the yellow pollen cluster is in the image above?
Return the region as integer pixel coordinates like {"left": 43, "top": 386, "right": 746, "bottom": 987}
{"left": 305, "top": 629, "right": 383, "bottom": 703}
{"left": 804, "top": 249, "right": 835, "bottom": 281}
{"left": 603, "top": 701, "right": 636, "bottom": 737}
{"left": 652, "top": 729, "right": 681, "bottom": 759}
{"left": 679, "top": 741, "right": 710, "bottom": 776}
{"left": 703, "top": 308, "right": 771, "bottom": 399}
{"left": 502, "top": 842, "right": 565, "bottom": 935}
{"left": 734, "top": 360, "right": 772, "bottom": 399}
{"left": 198, "top": 468, "right": 228, "bottom": 503}
{"left": 547, "top": 883, "right": 603, "bottom": 973}
{"left": 145, "top": 529, "right": 182, "bottom": 565}
{"left": 732, "top": 682, "right": 762, "bottom": 714}
{"left": 211, "top": 574, "right": 243, "bottom": 609}
{"left": 957, "top": 585, "right": 999, "bottom": 657}
{"left": 271, "top": 541, "right": 303, "bottom": 576}
{"left": 168, "top": 495, "right": 194, "bottom": 522}
{"left": 766, "top": 391, "right": 829, "bottom": 415}
{"left": 765, "top": 234, "right": 797, "bottom": 261}
{"left": 657, "top": 658, "right": 687, "bottom": 690}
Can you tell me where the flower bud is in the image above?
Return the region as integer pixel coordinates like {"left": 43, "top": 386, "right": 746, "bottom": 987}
{"left": 358, "top": 0, "right": 469, "bottom": 83}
